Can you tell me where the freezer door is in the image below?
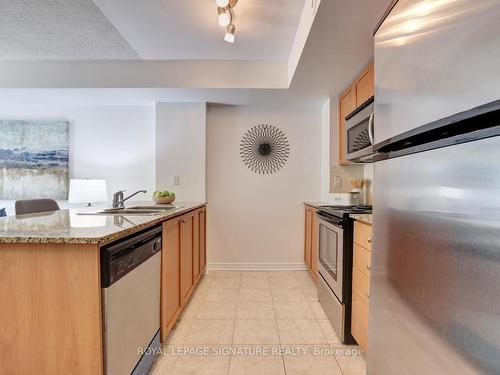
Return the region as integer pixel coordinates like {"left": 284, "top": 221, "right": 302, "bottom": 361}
{"left": 374, "top": 0, "right": 500, "bottom": 144}
{"left": 369, "top": 136, "right": 500, "bottom": 374}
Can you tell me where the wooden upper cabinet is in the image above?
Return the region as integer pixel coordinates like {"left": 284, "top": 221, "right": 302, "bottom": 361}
{"left": 160, "top": 218, "right": 182, "bottom": 342}
{"left": 338, "top": 62, "right": 374, "bottom": 165}
{"left": 356, "top": 63, "right": 374, "bottom": 107}
{"left": 339, "top": 87, "right": 357, "bottom": 165}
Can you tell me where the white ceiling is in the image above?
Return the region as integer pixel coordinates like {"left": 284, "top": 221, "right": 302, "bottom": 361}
{"left": 93, "top": 0, "right": 305, "bottom": 61}
{"left": 0, "top": 0, "right": 305, "bottom": 62}
{"left": 0, "top": 0, "right": 139, "bottom": 60}
{"left": 0, "top": 0, "right": 393, "bottom": 107}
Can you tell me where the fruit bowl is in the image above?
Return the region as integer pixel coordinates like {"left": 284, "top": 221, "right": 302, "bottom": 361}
{"left": 153, "top": 195, "right": 176, "bottom": 204}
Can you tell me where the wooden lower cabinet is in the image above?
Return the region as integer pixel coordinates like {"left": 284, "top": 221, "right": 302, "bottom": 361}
{"left": 304, "top": 204, "right": 318, "bottom": 279}
{"left": 352, "top": 291, "right": 369, "bottom": 350}
{"left": 160, "top": 205, "right": 207, "bottom": 342}
{"left": 351, "top": 220, "right": 372, "bottom": 352}
{"left": 311, "top": 212, "right": 318, "bottom": 276}
{"left": 0, "top": 243, "right": 103, "bottom": 374}
{"left": 199, "top": 207, "right": 207, "bottom": 276}
{"left": 181, "top": 210, "right": 196, "bottom": 304}
{"left": 160, "top": 217, "right": 183, "bottom": 343}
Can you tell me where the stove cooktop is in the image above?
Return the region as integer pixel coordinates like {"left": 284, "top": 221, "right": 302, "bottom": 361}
{"left": 318, "top": 205, "right": 372, "bottom": 218}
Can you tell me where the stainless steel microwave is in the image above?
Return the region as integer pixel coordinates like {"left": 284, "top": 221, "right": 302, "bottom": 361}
{"left": 345, "top": 97, "right": 376, "bottom": 162}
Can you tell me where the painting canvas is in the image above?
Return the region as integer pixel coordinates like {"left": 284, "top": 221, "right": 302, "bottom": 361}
{"left": 0, "top": 120, "right": 69, "bottom": 199}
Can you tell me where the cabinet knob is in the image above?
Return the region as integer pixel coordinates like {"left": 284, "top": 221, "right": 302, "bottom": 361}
{"left": 366, "top": 291, "right": 370, "bottom": 299}
{"left": 367, "top": 264, "right": 371, "bottom": 271}
{"left": 182, "top": 219, "right": 187, "bottom": 223}
{"left": 367, "top": 236, "right": 373, "bottom": 243}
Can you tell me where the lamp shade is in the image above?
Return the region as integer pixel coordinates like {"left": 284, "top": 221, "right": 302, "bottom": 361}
{"left": 68, "top": 179, "right": 108, "bottom": 204}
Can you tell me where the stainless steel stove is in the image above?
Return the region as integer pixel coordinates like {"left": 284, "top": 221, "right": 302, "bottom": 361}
{"left": 316, "top": 205, "right": 372, "bottom": 344}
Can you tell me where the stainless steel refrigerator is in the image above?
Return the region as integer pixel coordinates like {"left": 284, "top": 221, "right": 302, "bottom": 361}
{"left": 369, "top": 0, "right": 500, "bottom": 374}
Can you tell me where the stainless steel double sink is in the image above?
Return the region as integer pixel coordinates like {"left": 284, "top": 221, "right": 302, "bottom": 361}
{"left": 79, "top": 205, "right": 185, "bottom": 216}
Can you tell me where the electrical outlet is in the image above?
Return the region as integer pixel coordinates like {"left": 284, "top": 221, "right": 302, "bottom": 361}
{"left": 172, "top": 176, "right": 180, "bottom": 186}
{"left": 334, "top": 176, "right": 342, "bottom": 188}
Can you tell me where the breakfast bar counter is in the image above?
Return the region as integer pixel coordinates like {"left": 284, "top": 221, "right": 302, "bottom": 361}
{"left": 0, "top": 201, "right": 205, "bottom": 245}
{"left": 0, "top": 201, "right": 207, "bottom": 375}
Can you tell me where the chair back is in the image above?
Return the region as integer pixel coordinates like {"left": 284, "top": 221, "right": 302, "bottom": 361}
{"left": 15, "top": 199, "right": 60, "bottom": 215}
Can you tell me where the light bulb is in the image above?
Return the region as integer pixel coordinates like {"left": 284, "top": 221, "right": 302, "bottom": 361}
{"left": 224, "top": 24, "right": 235, "bottom": 43}
{"left": 217, "top": 7, "right": 231, "bottom": 27}
{"left": 216, "top": 0, "right": 230, "bottom": 7}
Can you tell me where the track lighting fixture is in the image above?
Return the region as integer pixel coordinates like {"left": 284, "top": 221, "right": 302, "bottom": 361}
{"left": 224, "top": 24, "right": 235, "bottom": 43}
{"left": 215, "top": 0, "right": 238, "bottom": 43}
{"left": 217, "top": 7, "right": 231, "bottom": 27}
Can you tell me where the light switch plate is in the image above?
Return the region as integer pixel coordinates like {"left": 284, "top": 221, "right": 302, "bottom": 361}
{"left": 334, "top": 176, "right": 341, "bottom": 188}
{"left": 172, "top": 176, "right": 180, "bottom": 186}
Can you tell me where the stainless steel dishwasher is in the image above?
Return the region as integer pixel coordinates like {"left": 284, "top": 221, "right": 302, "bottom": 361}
{"left": 101, "top": 225, "right": 162, "bottom": 375}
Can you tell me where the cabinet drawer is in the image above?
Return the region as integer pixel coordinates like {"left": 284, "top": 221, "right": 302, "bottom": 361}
{"left": 354, "top": 221, "right": 373, "bottom": 250}
{"left": 353, "top": 267, "right": 370, "bottom": 304}
{"left": 353, "top": 243, "right": 372, "bottom": 278}
{"left": 351, "top": 291, "right": 369, "bottom": 351}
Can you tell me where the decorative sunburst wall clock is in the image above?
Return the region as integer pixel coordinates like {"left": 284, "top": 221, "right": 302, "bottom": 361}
{"left": 240, "top": 124, "right": 290, "bottom": 174}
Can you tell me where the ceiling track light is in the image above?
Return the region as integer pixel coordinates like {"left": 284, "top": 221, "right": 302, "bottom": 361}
{"left": 225, "top": 24, "right": 236, "bottom": 43}
{"left": 217, "top": 7, "right": 231, "bottom": 27}
{"left": 215, "top": 0, "right": 238, "bottom": 43}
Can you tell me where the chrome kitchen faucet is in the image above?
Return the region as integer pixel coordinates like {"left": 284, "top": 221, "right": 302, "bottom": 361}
{"left": 112, "top": 190, "right": 147, "bottom": 208}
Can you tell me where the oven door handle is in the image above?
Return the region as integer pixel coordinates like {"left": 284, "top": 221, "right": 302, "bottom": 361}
{"left": 317, "top": 212, "right": 344, "bottom": 228}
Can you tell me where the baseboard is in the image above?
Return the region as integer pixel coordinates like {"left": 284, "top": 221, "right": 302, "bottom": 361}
{"left": 207, "top": 263, "right": 308, "bottom": 271}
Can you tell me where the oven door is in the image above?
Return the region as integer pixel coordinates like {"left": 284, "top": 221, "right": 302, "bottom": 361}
{"left": 317, "top": 215, "right": 344, "bottom": 302}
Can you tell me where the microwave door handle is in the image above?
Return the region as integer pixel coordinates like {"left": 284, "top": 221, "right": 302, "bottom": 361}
{"left": 368, "top": 112, "right": 375, "bottom": 145}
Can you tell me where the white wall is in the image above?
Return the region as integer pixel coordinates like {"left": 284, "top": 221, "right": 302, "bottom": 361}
{"left": 155, "top": 102, "right": 206, "bottom": 202}
{"left": 0, "top": 105, "right": 155, "bottom": 214}
{"left": 206, "top": 104, "right": 322, "bottom": 269}
{"left": 321, "top": 98, "right": 331, "bottom": 200}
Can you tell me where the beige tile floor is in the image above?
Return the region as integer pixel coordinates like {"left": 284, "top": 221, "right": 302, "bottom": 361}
{"left": 150, "top": 270, "right": 366, "bottom": 375}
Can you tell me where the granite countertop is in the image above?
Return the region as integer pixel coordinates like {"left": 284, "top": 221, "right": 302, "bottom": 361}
{"left": 0, "top": 202, "right": 205, "bottom": 245}
{"left": 350, "top": 213, "right": 373, "bottom": 225}
{"left": 303, "top": 201, "right": 329, "bottom": 208}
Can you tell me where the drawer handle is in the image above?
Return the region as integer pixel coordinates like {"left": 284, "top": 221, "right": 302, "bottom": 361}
{"left": 366, "top": 292, "right": 370, "bottom": 299}
{"left": 366, "top": 264, "right": 371, "bottom": 271}
{"left": 367, "top": 236, "right": 373, "bottom": 243}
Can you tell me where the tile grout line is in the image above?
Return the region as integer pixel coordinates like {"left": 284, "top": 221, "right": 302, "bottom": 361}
{"left": 269, "top": 274, "right": 288, "bottom": 375}
{"left": 226, "top": 272, "right": 241, "bottom": 375}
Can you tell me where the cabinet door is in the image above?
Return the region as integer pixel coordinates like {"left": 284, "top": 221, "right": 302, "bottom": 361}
{"left": 356, "top": 63, "right": 374, "bottom": 107}
{"left": 339, "top": 87, "right": 356, "bottom": 165}
{"left": 310, "top": 209, "right": 318, "bottom": 278}
{"left": 161, "top": 218, "right": 182, "bottom": 342}
{"left": 304, "top": 207, "right": 312, "bottom": 268}
{"left": 352, "top": 291, "right": 369, "bottom": 351}
{"left": 193, "top": 209, "right": 200, "bottom": 282}
{"left": 181, "top": 212, "right": 195, "bottom": 305}
{"left": 199, "top": 208, "right": 207, "bottom": 273}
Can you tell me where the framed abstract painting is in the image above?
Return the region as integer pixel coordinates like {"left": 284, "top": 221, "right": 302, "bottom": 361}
{"left": 0, "top": 120, "right": 69, "bottom": 199}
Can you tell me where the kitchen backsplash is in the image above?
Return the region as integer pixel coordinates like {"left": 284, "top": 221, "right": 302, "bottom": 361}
{"left": 330, "top": 164, "right": 373, "bottom": 205}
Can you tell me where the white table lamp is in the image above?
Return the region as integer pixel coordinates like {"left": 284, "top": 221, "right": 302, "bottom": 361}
{"left": 68, "top": 179, "right": 108, "bottom": 207}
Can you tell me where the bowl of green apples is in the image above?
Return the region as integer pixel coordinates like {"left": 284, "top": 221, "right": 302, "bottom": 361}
{"left": 153, "top": 190, "right": 176, "bottom": 204}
